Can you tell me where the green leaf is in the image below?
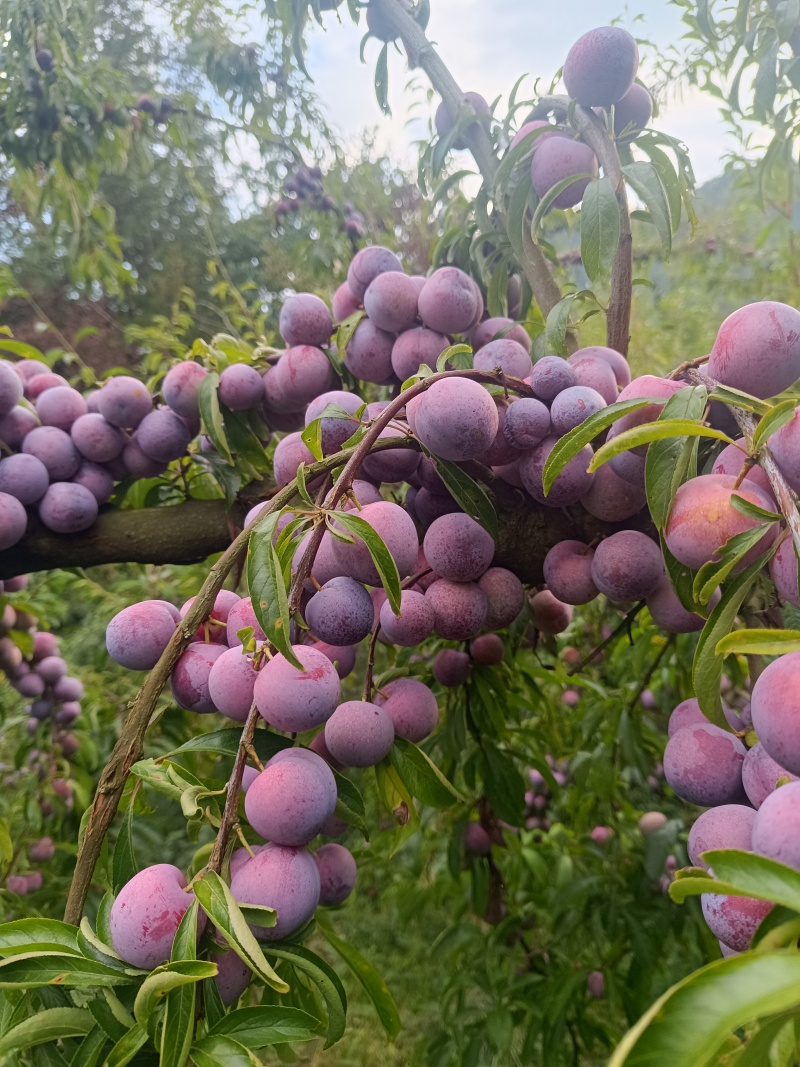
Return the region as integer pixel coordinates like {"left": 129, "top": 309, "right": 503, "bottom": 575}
{"left": 532, "top": 172, "right": 596, "bottom": 230}
{"left": 544, "top": 294, "right": 578, "bottom": 357}
{"left": 692, "top": 521, "right": 776, "bottom": 606}
{"left": 505, "top": 173, "right": 532, "bottom": 262}
{"left": 104, "top": 1022, "right": 149, "bottom": 1067}
{"left": 716, "top": 628, "right": 800, "bottom": 657}
{"left": 111, "top": 803, "right": 136, "bottom": 894}
{"left": 0, "top": 819, "right": 12, "bottom": 872}
{"left": 589, "top": 420, "right": 733, "bottom": 472}
{"left": 729, "top": 494, "right": 783, "bottom": 523}
{"left": 316, "top": 915, "right": 401, "bottom": 1040}
{"left": 435, "top": 343, "right": 472, "bottom": 372}
{"left": 0, "top": 919, "right": 79, "bottom": 956}
{"left": 0, "top": 952, "right": 137, "bottom": 988}
{"left": 247, "top": 510, "right": 302, "bottom": 669}
{"left": 332, "top": 769, "right": 369, "bottom": 840}
{"left": 134, "top": 960, "right": 216, "bottom": 1026}
{"left": 0, "top": 1007, "right": 93, "bottom": 1057}
{"left": 645, "top": 385, "right": 707, "bottom": 530}
{"left": 68, "top": 1025, "right": 108, "bottom": 1067}
{"left": 192, "top": 1035, "right": 261, "bottom": 1067}
{"left": 207, "top": 1005, "right": 320, "bottom": 1047}
{"left": 753, "top": 398, "right": 798, "bottom": 452}
{"left": 610, "top": 951, "right": 800, "bottom": 1067}
{"left": 709, "top": 384, "right": 772, "bottom": 417}
{"left": 166, "top": 728, "right": 291, "bottom": 763}
{"left": 693, "top": 549, "right": 777, "bottom": 725}
{"left": 265, "top": 943, "right": 347, "bottom": 1048}
{"left": 426, "top": 454, "right": 498, "bottom": 540}
{"left": 580, "top": 177, "right": 620, "bottom": 280}
{"left": 331, "top": 511, "right": 402, "bottom": 613}
{"left": 191, "top": 871, "right": 287, "bottom": 994}
{"left": 198, "top": 372, "right": 233, "bottom": 465}
{"left": 482, "top": 746, "right": 525, "bottom": 825}
{"left": 374, "top": 41, "right": 390, "bottom": 116}
{"left": 671, "top": 849, "right": 800, "bottom": 912}
{"left": 389, "top": 738, "right": 463, "bottom": 809}
{"left": 160, "top": 901, "right": 202, "bottom": 1067}
{"left": 623, "top": 161, "right": 672, "bottom": 253}
{"left": 542, "top": 398, "right": 661, "bottom": 495}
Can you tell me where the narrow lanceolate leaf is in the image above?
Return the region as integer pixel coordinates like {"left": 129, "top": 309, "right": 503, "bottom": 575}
{"left": 729, "top": 494, "right": 783, "bottom": 523}
{"left": 589, "top": 420, "right": 733, "bottom": 473}
{"left": 207, "top": 1005, "right": 321, "bottom": 1047}
{"left": 427, "top": 455, "right": 498, "bottom": 540}
{"left": 622, "top": 161, "right": 672, "bottom": 253}
{"left": 692, "top": 548, "right": 777, "bottom": 725}
{"left": 580, "top": 177, "right": 621, "bottom": 280}
{"left": 645, "top": 385, "right": 707, "bottom": 530}
{"left": 753, "top": 398, "right": 798, "bottom": 452}
{"left": 331, "top": 511, "right": 401, "bottom": 613}
{"left": 264, "top": 943, "right": 347, "bottom": 1048}
{"left": 544, "top": 293, "right": 578, "bottom": 357}
{"left": 104, "top": 1022, "right": 149, "bottom": 1067}
{"left": 542, "top": 398, "right": 662, "bottom": 494}
{"left": 692, "top": 521, "right": 775, "bottom": 606}
{"left": 435, "top": 343, "right": 472, "bottom": 372}
{"left": 0, "top": 1007, "right": 94, "bottom": 1057}
{"left": 0, "top": 919, "right": 80, "bottom": 956}
{"left": 389, "top": 738, "right": 464, "bottom": 808}
{"left": 332, "top": 770, "right": 369, "bottom": 840}
{"left": 191, "top": 871, "right": 287, "bottom": 994}
{"left": 111, "top": 802, "right": 137, "bottom": 893}
{"left": 609, "top": 952, "right": 800, "bottom": 1067}
{"left": 0, "top": 951, "right": 138, "bottom": 988}
{"left": 246, "top": 509, "right": 301, "bottom": 669}
{"left": 68, "top": 1025, "right": 108, "bottom": 1067}
{"left": 715, "top": 629, "right": 800, "bottom": 657}
{"left": 670, "top": 849, "right": 800, "bottom": 912}
{"left": 160, "top": 901, "right": 202, "bottom": 1067}
{"left": 316, "top": 914, "right": 401, "bottom": 1039}
{"left": 709, "top": 384, "right": 772, "bottom": 417}
{"left": 134, "top": 960, "right": 217, "bottom": 1027}
{"left": 482, "top": 745, "right": 526, "bottom": 825}
{"left": 532, "top": 173, "right": 596, "bottom": 231}
{"left": 198, "top": 373, "right": 233, "bottom": 465}
{"left": 191, "top": 1035, "right": 261, "bottom": 1067}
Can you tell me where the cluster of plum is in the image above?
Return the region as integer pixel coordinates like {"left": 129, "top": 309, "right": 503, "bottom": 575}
{"left": 274, "top": 164, "right": 368, "bottom": 239}
{"left": 435, "top": 25, "right": 652, "bottom": 212}
{"left": 664, "top": 654, "right": 800, "bottom": 956}
{"left": 0, "top": 352, "right": 270, "bottom": 547}
{"left": 109, "top": 745, "right": 358, "bottom": 1003}
{"left": 5, "top": 837, "right": 54, "bottom": 898}
{"left": 526, "top": 759, "right": 568, "bottom": 833}
{"left": 0, "top": 575, "right": 83, "bottom": 754}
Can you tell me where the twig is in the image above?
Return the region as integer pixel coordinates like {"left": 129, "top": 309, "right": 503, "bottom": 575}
{"left": 207, "top": 702, "right": 261, "bottom": 875}
{"left": 626, "top": 635, "right": 675, "bottom": 713}
{"left": 360, "top": 566, "right": 433, "bottom": 702}
{"left": 567, "top": 602, "right": 645, "bottom": 676}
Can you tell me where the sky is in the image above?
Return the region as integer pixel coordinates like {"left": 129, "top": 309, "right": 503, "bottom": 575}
{"left": 300, "top": 0, "right": 731, "bottom": 184}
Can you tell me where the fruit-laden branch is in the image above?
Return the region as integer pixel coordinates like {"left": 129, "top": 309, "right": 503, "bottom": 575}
{"left": 539, "top": 93, "right": 633, "bottom": 357}
{"left": 368, "top": 0, "right": 564, "bottom": 320}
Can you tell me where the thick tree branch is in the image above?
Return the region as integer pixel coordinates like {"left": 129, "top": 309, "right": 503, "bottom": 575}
{"left": 369, "top": 0, "right": 564, "bottom": 319}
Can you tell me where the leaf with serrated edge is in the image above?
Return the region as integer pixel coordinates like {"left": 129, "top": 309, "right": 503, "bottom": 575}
{"left": 191, "top": 871, "right": 288, "bottom": 993}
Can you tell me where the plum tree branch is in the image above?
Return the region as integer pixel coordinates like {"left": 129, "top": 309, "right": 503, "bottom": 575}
{"left": 539, "top": 94, "right": 633, "bottom": 356}
{"left": 368, "top": 0, "right": 564, "bottom": 320}
{"left": 207, "top": 701, "right": 261, "bottom": 876}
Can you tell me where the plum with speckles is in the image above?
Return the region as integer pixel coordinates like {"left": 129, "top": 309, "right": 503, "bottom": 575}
{"left": 426, "top": 578, "right": 488, "bottom": 640}
{"left": 708, "top": 302, "right": 800, "bottom": 400}
{"left": 170, "top": 642, "right": 227, "bottom": 714}
{"left": 230, "top": 843, "right": 320, "bottom": 940}
{"left": 38, "top": 482, "right": 98, "bottom": 534}
{"left": 531, "top": 356, "right": 575, "bottom": 401}
{"left": 325, "top": 699, "right": 395, "bottom": 767}
{"left": 701, "top": 892, "right": 772, "bottom": 953}
{"left": 423, "top": 513, "right": 495, "bottom": 583}
{"left": 305, "top": 576, "right": 374, "bottom": 646}
{"left": 110, "top": 863, "right": 205, "bottom": 969}
{"left": 591, "top": 531, "right": 663, "bottom": 602}
{"left": 543, "top": 541, "right": 597, "bottom": 605}
{"left": 688, "top": 805, "right": 755, "bottom": 868}
{"left": 470, "top": 634, "right": 504, "bottom": 665}
{"left": 254, "top": 644, "right": 341, "bottom": 732}
{"left": 503, "top": 398, "right": 550, "bottom": 450}
{"left": 316, "top": 843, "right": 357, "bottom": 905}
{"left": 279, "top": 293, "right": 333, "bottom": 348}
{"left": 375, "top": 677, "right": 438, "bottom": 741}
{"left": 751, "top": 652, "right": 800, "bottom": 776}
{"left": 743, "top": 743, "right": 798, "bottom": 809}
{"left": 207, "top": 647, "right": 259, "bottom": 722}
{"left": 477, "top": 567, "right": 524, "bottom": 629}
{"left": 379, "top": 590, "right": 435, "bottom": 647}
{"left": 245, "top": 748, "right": 336, "bottom": 846}
{"left": 530, "top": 590, "right": 572, "bottom": 634}
{"left": 664, "top": 722, "right": 747, "bottom": 806}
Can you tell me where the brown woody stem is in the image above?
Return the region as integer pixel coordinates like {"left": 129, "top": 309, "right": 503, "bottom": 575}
{"left": 207, "top": 702, "right": 261, "bottom": 875}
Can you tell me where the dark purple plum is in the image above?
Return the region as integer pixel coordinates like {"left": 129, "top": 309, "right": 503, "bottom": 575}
{"left": 70, "top": 413, "right": 126, "bottom": 463}
{"left": 472, "top": 317, "right": 531, "bottom": 353}
{"left": 279, "top": 293, "right": 333, "bottom": 347}
{"left": 0, "top": 406, "right": 38, "bottom": 448}
{"left": 343, "top": 319, "right": 395, "bottom": 385}
{"left": 0, "top": 454, "right": 49, "bottom": 505}
{"left": 477, "top": 567, "right": 524, "bottom": 629}
{"left": 330, "top": 500, "right": 418, "bottom": 585}
{"left": 414, "top": 378, "right": 498, "bottom": 462}
{"left": 519, "top": 435, "right": 594, "bottom": 507}
{"left": 567, "top": 352, "right": 618, "bottom": 405}
{"left": 316, "top": 843, "right": 357, "bottom": 905}
{"left": 582, "top": 463, "right": 646, "bottom": 522}
{"left": 503, "top": 398, "right": 550, "bottom": 450}
{"left": 473, "top": 338, "right": 531, "bottom": 378}
{"left": 207, "top": 647, "right": 258, "bottom": 722}
{"left": 563, "top": 26, "right": 639, "bottom": 107}
{"left": 432, "top": 648, "right": 472, "bottom": 686}
{"left": 305, "top": 576, "right": 374, "bottom": 646}
{"left": 531, "top": 356, "right": 575, "bottom": 401}
{"left": 434, "top": 92, "right": 491, "bottom": 150}
{"left": 304, "top": 390, "right": 363, "bottom": 455}
{"left": 73, "top": 461, "right": 114, "bottom": 503}
{"left": 391, "top": 327, "right": 449, "bottom": 381}
{"left": 273, "top": 345, "right": 337, "bottom": 407}
{"left": 218, "top": 364, "right": 264, "bottom": 411}
{"left": 35, "top": 386, "right": 87, "bottom": 431}
{"left": 162, "top": 362, "right": 207, "bottom": 419}
{"left": 470, "top": 633, "right": 504, "bottom": 665}
{"left": 543, "top": 540, "right": 598, "bottom": 605}
{"left": 379, "top": 590, "right": 435, "bottom": 646}
{"left": 38, "top": 482, "right": 98, "bottom": 533}
{"left": 590, "top": 531, "right": 663, "bottom": 602}
{"left": 324, "top": 699, "right": 395, "bottom": 767}
{"left": 426, "top": 578, "right": 488, "bottom": 640}
{"left": 530, "top": 590, "right": 572, "bottom": 634}
{"left": 22, "top": 426, "right": 81, "bottom": 481}
{"left": 96, "top": 375, "right": 153, "bottom": 429}
{"left": 0, "top": 362, "right": 23, "bottom": 415}
{"left": 611, "top": 83, "right": 652, "bottom": 140}
{"left": 531, "top": 136, "right": 598, "bottom": 210}
{"left": 374, "top": 677, "right": 438, "bottom": 741}
{"left": 423, "top": 513, "right": 495, "bottom": 582}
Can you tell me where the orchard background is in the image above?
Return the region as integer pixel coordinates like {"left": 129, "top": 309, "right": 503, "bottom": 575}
{"left": 2, "top": 0, "right": 800, "bottom": 1064}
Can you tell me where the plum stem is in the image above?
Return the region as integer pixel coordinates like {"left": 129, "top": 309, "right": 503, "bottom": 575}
{"left": 207, "top": 701, "right": 262, "bottom": 877}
